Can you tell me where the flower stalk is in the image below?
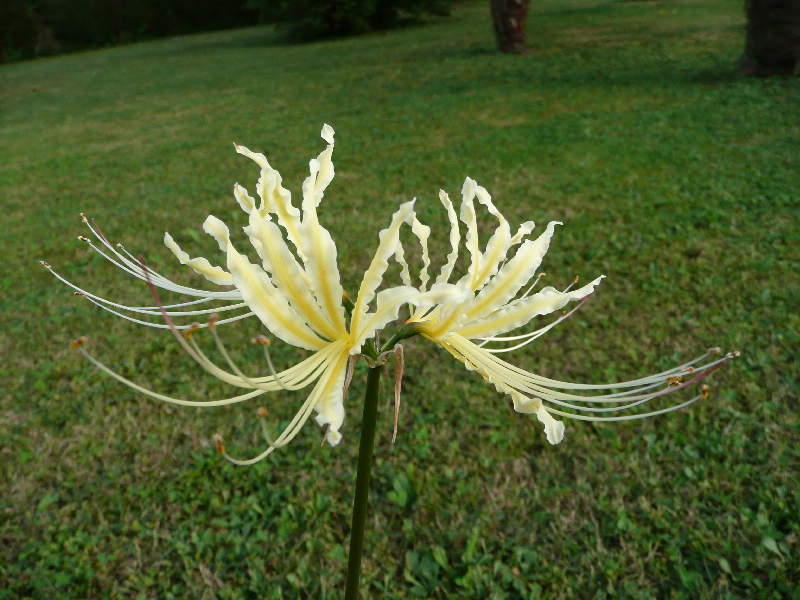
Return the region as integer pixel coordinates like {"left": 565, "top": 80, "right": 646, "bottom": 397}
{"left": 344, "top": 364, "right": 384, "bottom": 600}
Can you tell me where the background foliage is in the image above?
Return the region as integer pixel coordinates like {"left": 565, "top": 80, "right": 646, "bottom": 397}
{"left": 249, "top": 0, "right": 452, "bottom": 41}
{"left": 1, "top": 0, "right": 257, "bottom": 61}
{"left": 1, "top": 0, "right": 451, "bottom": 61}
{"left": 1, "top": 0, "right": 798, "bottom": 598}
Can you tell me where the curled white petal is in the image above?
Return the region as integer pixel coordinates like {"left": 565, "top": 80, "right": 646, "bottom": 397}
{"left": 164, "top": 232, "right": 233, "bottom": 286}
{"left": 351, "top": 200, "right": 416, "bottom": 335}
{"left": 233, "top": 183, "right": 257, "bottom": 214}
{"left": 203, "top": 215, "right": 230, "bottom": 252}
{"left": 536, "top": 404, "right": 565, "bottom": 444}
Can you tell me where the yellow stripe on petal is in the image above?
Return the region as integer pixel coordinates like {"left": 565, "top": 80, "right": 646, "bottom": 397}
{"left": 262, "top": 168, "right": 305, "bottom": 257}
{"left": 456, "top": 276, "right": 604, "bottom": 339}
{"left": 245, "top": 212, "right": 337, "bottom": 339}
{"left": 299, "top": 218, "right": 347, "bottom": 335}
{"left": 460, "top": 221, "right": 562, "bottom": 324}
{"left": 459, "top": 178, "right": 482, "bottom": 287}
{"left": 226, "top": 242, "right": 326, "bottom": 351}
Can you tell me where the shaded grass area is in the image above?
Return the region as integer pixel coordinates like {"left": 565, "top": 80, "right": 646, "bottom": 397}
{"left": 1, "top": 0, "right": 798, "bottom": 597}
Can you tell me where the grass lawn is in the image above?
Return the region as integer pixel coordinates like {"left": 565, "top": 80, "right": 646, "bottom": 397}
{"left": 1, "top": 0, "right": 798, "bottom": 597}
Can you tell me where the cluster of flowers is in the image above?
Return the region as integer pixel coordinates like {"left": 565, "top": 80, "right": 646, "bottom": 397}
{"left": 45, "top": 125, "right": 736, "bottom": 463}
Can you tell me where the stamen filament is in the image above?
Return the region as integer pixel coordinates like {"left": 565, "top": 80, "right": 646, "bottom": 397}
{"left": 82, "top": 295, "right": 254, "bottom": 329}
{"left": 546, "top": 392, "right": 705, "bottom": 422}
{"left": 82, "top": 216, "right": 240, "bottom": 299}
{"left": 519, "top": 272, "right": 546, "bottom": 300}
{"left": 78, "top": 348, "right": 266, "bottom": 407}
{"left": 478, "top": 295, "right": 590, "bottom": 350}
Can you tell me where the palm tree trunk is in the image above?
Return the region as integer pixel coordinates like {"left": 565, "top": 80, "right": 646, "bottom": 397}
{"left": 741, "top": 0, "right": 800, "bottom": 76}
{"left": 490, "top": 0, "right": 531, "bottom": 54}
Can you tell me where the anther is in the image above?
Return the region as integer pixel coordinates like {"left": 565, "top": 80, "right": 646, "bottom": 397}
{"left": 667, "top": 376, "right": 682, "bottom": 385}
{"left": 183, "top": 323, "right": 202, "bottom": 338}
{"left": 727, "top": 350, "right": 741, "bottom": 358}
{"left": 257, "top": 407, "right": 269, "bottom": 418}
{"left": 73, "top": 291, "right": 86, "bottom": 297}
{"left": 708, "top": 347, "right": 721, "bottom": 355}
{"left": 251, "top": 336, "right": 271, "bottom": 346}
{"left": 80, "top": 212, "right": 88, "bottom": 223}
{"left": 39, "top": 260, "right": 51, "bottom": 269}
{"left": 213, "top": 433, "right": 225, "bottom": 455}
{"left": 206, "top": 313, "right": 219, "bottom": 330}
{"left": 77, "top": 235, "right": 90, "bottom": 243}
{"left": 701, "top": 384, "right": 710, "bottom": 400}
{"left": 70, "top": 336, "right": 89, "bottom": 350}
{"left": 116, "top": 243, "right": 125, "bottom": 249}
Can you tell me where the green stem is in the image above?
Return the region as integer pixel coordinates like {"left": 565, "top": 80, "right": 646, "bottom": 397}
{"left": 344, "top": 364, "right": 383, "bottom": 600}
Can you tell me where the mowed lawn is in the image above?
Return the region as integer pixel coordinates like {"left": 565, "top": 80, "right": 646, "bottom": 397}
{"left": 1, "top": 0, "right": 798, "bottom": 598}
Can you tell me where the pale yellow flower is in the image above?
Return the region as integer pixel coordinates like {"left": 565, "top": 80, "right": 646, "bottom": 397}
{"left": 46, "top": 125, "right": 444, "bottom": 461}
{"left": 402, "top": 178, "right": 736, "bottom": 444}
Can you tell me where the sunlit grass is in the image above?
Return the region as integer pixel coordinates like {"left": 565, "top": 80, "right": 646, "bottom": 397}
{"left": 1, "top": 0, "right": 798, "bottom": 597}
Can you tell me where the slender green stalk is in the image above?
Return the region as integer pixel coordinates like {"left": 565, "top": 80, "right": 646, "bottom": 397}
{"left": 344, "top": 364, "right": 383, "bottom": 600}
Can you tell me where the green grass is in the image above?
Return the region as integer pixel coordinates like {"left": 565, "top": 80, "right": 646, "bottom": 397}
{"left": 1, "top": 0, "right": 798, "bottom": 597}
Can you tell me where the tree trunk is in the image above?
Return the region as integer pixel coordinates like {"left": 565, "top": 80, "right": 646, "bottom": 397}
{"left": 490, "top": 0, "right": 531, "bottom": 54}
{"left": 740, "top": 0, "right": 800, "bottom": 76}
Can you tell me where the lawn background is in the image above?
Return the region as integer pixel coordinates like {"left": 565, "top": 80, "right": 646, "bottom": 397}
{"left": 1, "top": 0, "right": 798, "bottom": 598}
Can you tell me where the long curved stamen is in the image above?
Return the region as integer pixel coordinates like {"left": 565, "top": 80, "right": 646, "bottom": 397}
{"left": 49, "top": 265, "right": 248, "bottom": 317}
{"left": 451, "top": 337, "right": 730, "bottom": 420}
{"left": 140, "top": 255, "right": 321, "bottom": 390}
{"left": 185, "top": 331, "right": 333, "bottom": 389}
{"left": 80, "top": 294, "right": 253, "bottom": 330}
{"left": 470, "top": 333, "right": 729, "bottom": 391}
{"left": 205, "top": 314, "right": 276, "bottom": 390}
{"left": 447, "top": 334, "right": 735, "bottom": 404}
{"left": 521, "top": 362, "right": 724, "bottom": 413}
{"left": 479, "top": 295, "right": 591, "bottom": 352}
{"left": 561, "top": 275, "right": 580, "bottom": 294}
{"left": 518, "top": 272, "right": 546, "bottom": 301}
{"left": 77, "top": 345, "right": 266, "bottom": 407}
{"left": 250, "top": 336, "right": 289, "bottom": 390}
{"left": 116, "top": 242, "right": 241, "bottom": 299}
{"left": 257, "top": 408, "right": 275, "bottom": 445}
{"left": 81, "top": 220, "right": 239, "bottom": 299}
{"left": 218, "top": 353, "right": 346, "bottom": 465}
{"left": 546, "top": 389, "right": 707, "bottom": 422}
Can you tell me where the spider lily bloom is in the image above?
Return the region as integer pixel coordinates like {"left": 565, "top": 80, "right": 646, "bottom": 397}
{"left": 404, "top": 178, "right": 737, "bottom": 444}
{"left": 45, "top": 125, "right": 441, "bottom": 460}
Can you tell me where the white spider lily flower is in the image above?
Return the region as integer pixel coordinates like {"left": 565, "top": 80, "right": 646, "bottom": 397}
{"left": 48, "top": 125, "right": 435, "bottom": 457}
{"left": 404, "top": 178, "right": 737, "bottom": 444}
